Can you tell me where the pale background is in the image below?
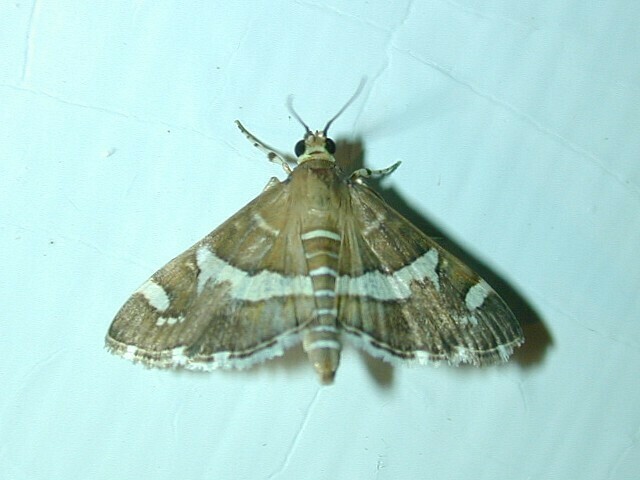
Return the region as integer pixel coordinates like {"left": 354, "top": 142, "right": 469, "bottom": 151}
{"left": 2, "top": 2, "right": 639, "bottom": 479}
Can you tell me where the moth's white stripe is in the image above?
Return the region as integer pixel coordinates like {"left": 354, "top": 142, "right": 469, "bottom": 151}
{"left": 336, "top": 248, "right": 440, "bottom": 300}
{"left": 301, "top": 229, "right": 341, "bottom": 242}
{"left": 305, "top": 250, "right": 339, "bottom": 260}
{"left": 308, "top": 325, "right": 338, "bottom": 333}
{"left": 314, "top": 289, "right": 336, "bottom": 298}
{"left": 304, "top": 339, "right": 341, "bottom": 351}
{"left": 401, "top": 248, "right": 440, "bottom": 291}
{"left": 252, "top": 212, "right": 279, "bottom": 236}
{"left": 465, "top": 280, "right": 491, "bottom": 311}
{"left": 156, "top": 315, "right": 185, "bottom": 326}
{"left": 182, "top": 331, "right": 301, "bottom": 371}
{"left": 195, "top": 247, "right": 439, "bottom": 303}
{"left": 136, "top": 279, "right": 171, "bottom": 312}
{"left": 309, "top": 266, "right": 338, "bottom": 277}
{"left": 344, "top": 329, "right": 518, "bottom": 367}
{"left": 315, "top": 308, "right": 338, "bottom": 317}
{"left": 196, "top": 247, "right": 313, "bottom": 299}
{"left": 343, "top": 331, "right": 442, "bottom": 366}
{"left": 108, "top": 330, "right": 305, "bottom": 370}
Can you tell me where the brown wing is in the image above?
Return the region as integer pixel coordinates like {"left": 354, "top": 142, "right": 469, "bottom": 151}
{"left": 337, "top": 182, "right": 523, "bottom": 366}
{"left": 106, "top": 177, "right": 316, "bottom": 370}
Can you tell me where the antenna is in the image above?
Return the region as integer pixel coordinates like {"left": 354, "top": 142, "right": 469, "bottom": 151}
{"left": 323, "top": 77, "right": 366, "bottom": 135}
{"left": 286, "top": 95, "right": 312, "bottom": 136}
{"left": 286, "top": 78, "right": 367, "bottom": 137}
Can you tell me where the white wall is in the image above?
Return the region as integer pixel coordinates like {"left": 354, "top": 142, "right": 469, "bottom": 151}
{"left": 2, "top": 2, "right": 638, "bottom": 479}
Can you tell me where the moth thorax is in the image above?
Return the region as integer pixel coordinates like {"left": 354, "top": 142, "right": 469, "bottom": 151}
{"left": 298, "top": 165, "right": 341, "bottom": 212}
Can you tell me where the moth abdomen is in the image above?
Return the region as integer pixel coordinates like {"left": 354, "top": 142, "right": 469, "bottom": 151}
{"left": 300, "top": 221, "right": 343, "bottom": 383}
{"left": 303, "top": 326, "right": 341, "bottom": 384}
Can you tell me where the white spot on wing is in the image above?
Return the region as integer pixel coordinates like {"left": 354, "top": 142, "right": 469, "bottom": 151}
{"left": 136, "top": 279, "right": 171, "bottom": 312}
{"left": 252, "top": 212, "right": 280, "bottom": 236}
{"left": 497, "top": 344, "right": 513, "bottom": 362}
{"left": 171, "top": 346, "right": 189, "bottom": 366}
{"left": 362, "top": 219, "right": 382, "bottom": 236}
{"left": 457, "top": 314, "right": 479, "bottom": 326}
{"left": 123, "top": 345, "right": 137, "bottom": 360}
{"left": 451, "top": 346, "right": 472, "bottom": 365}
{"left": 465, "top": 280, "right": 491, "bottom": 311}
{"left": 156, "top": 315, "right": 185, "bottom": 326}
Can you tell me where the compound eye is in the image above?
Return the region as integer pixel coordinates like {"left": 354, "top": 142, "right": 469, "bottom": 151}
{"left": 325, "top": 138, "right": 336, "bottom": 154}
{"left": 294, "top": 140, "right": 306, "bottom": 157}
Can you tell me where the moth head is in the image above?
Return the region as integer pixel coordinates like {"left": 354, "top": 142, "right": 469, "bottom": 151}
{"left": 288, "top": 79, "right": 365, "bottom": 165}
{"left": 294, "top": 131, "right": 337, "bottom": 164}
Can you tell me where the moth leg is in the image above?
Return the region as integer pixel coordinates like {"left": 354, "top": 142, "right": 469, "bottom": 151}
{"left": 235, "top": 120, "right": 293, "bottom": 174}
{"left": 349, "top": 161, "right": 401, "bottom": 183}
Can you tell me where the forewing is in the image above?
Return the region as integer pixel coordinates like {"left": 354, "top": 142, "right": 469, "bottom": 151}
{"left": 106, "top": 178, "right": 316, "bottom": 370}
{"left": 337, "top": 182, "right": 523, "bottom": 366}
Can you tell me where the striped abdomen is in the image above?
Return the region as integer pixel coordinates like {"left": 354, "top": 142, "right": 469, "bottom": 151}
{"left": 301, "top": 226, "right": 342, "bottom": 383}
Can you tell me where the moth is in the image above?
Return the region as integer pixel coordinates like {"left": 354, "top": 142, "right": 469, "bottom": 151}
{"left": 106, "top": 90, "right": 524, "bottom": 384}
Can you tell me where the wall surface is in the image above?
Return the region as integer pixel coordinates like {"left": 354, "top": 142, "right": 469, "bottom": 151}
{"left": 2, "top": 2, "right": 639, "bottom": 479}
